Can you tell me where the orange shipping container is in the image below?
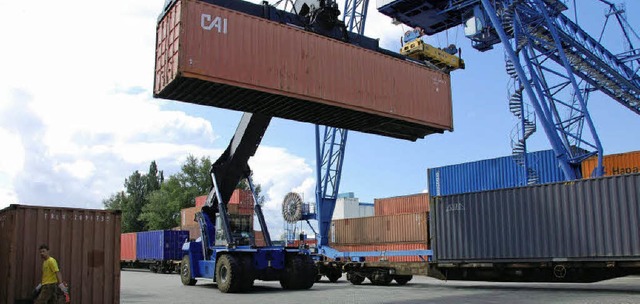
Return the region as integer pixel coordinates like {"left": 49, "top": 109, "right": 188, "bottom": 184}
{"left": 120, "top": 233, "right": 137, "bottom": 262}
{"left": 154, "top": 0, "right": 453, "bottom": 141}
{"left": 582, "top": 151, "right": 640, "bottom": 178}
{"left": 254, "top": 230, "right": 266, "bottom": 247}
{"left": 331, "top": 243, "right": 429, "bottom": 262}
{"left": 181, "top": 206, "right": 200, "bottom": 228}
{"left": 183, "top": 225, "right": 201, "bottom": 240}
{"left": 330, "top": 212, "right": 429, "bottom": 245}
{"left": 0, "top": 205, "right": 121, "bottom": 304}
{"left": 374, "top": 193, "right": 429, "bottom": 216}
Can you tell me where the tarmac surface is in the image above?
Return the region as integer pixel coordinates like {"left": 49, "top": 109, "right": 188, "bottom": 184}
{"left": 121, "top": 268, "right": 640, "bottom": 304}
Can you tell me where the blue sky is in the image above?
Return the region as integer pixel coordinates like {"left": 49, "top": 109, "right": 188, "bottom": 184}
{"left": 0, "top": 0, "right": 638, "bottom": 237}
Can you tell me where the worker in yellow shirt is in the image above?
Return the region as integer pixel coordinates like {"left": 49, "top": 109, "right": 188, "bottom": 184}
{"left": 34, "top": 244, "right": 68, "bottom": 304}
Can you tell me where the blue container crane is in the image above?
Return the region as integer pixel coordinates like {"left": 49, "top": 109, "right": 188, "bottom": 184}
{"left": 306, "top": 0, "right": 640, "bottom": 286}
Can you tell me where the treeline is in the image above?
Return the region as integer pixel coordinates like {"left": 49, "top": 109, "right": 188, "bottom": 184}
{"left": 104, "top": 155, "right": 265, "bottom": 233}
{"left": 103, "top": 155, "right": 212, "bottom": 232}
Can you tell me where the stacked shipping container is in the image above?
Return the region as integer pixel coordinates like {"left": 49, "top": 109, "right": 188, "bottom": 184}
{"left": 427, "top": 149, "right": 566, "bottom": 196}
{"left": 427, "top": 149, "right": 640, "bottom": 197}
{"left": 181, "top": 191, "right": 255, "bottom": 240}
{"left": 581, "top": 150, "right": 640, "bottom": 177}
{"left": 330, "top": 213, "right": 428, "bottom": 244}
{"left": 374, "top": 193, "right": 429, "bottom": 216}
{"left": 329, "top": 194, "right": 431, "bottom": 262}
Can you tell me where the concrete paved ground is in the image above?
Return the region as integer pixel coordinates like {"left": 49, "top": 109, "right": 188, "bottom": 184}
{"left": 121, "top": 269, "right": 640, "bottom": 304}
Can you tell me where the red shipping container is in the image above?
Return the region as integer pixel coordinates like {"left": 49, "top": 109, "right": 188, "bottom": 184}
{"left": 229, "top": 189, "right": 254, "bottom": 207}
{"left": 195, "top": 195, "right": 207, "bottom": 208}
{"left": 154, "top": 0, "right": 453, "bottom": 141}
{"left": 120, "top": 233, "right": 137, "bottom": 262}
{"left": 331, "top": 243, "right": 429, "bottom": 262}
{"left": 374, "top": 193, "right": 429, "bottom": 216}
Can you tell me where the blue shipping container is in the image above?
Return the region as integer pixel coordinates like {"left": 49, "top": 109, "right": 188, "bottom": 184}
{"left": 136, "top": 230, "right": 190, "bottom": 261}
{"left": 428, "top": 149, "right": 567, "bottom": 196}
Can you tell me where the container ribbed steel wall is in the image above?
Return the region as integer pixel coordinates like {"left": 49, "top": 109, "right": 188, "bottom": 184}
{"left": 428, "top": 149, "right": 566, "bottom": 196}
{"left": 120, "top": 232, "right": 137, "bottom": 262}
{"left": 154, "top": 0, "right": 453, "bottom": 141}
{"left": 431, "top": 173, "right": 640, "bottom": 263}
{"left": 0, "top": 205, "right": 121, "bottom": 304}
{"left": 136, "top": 230, "right": 190, "bottom": 261}
{"left": 330, "top": 212, "right": 428, "bottom": 245}
{"left": 374, "top": 193, "right": 429, "bottom": 216}
{"left": 582, "top": 150, "right": 640, "bottom": 178}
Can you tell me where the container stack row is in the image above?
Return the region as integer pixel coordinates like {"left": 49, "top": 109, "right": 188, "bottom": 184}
{"left": 427, "top": 149, "right": 640, "bottom": 196}
{"left": 120, "top": 229, "right": 189, "bottom": 273}
{"left": 119, "top": 189, "right": 257, "bottom": 272}
{"left": 180, "top": 189, "right": 255, "bottom": 241}
{"left": 330, "top": 193, "right": 430, "bottom": 262}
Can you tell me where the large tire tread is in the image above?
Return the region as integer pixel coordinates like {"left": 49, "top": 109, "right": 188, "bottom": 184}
{"left": 180, "top": 256, "right": 197, "bottom": 286}
{"left": 216, "top": 255, "right": 243, "bottom": 293}
{"left": 280, "top": 255, "right": 317, "bottom": 290}
{"left": 239, "top": 255, "right": 255, "bottom": 291}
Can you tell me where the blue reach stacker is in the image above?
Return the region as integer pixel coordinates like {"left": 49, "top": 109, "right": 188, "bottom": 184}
{"left": 179, "top": 113, "right": 317, "bottom": 293}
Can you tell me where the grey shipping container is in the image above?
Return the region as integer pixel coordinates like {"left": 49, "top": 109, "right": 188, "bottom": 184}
{"left": 0, "top": 204, "right": 121, "bottom": 304}
{"left": 431, "top": 173, "right": 640, "bottom": 263}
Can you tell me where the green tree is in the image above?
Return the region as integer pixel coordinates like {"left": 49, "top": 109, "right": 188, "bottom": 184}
{"left": 146, "top": 160, "right": 164, "bottom": 193}
{"left": 174, "top": 155, "right": 212, "bottom": 209}
{"left": 105, "top": 155, "right": 268, "bottom": 232}
{"left": 139, "top": 188, "right": 180, "bottom": 230}
{"left": 121, "top": 170, "right": 147, "bottom": 232}
{"left": 103, "top": 191, "right": 127, "bottom": 210}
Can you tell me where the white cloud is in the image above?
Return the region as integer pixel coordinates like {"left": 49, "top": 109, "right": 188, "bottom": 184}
{"left": 0, "top": 128, "right": 25, "bottom": 179}
{"left": 0, "top": 1, "right": 317, "bottom": 237}
{"left": 250, "top": 146, "right": 315, "bottom": 208}
{"left": 248, "top": 146, "right": 316, "bottom": 237}
{"left": 53, "top": 160, "right": 96, "bottom": 180}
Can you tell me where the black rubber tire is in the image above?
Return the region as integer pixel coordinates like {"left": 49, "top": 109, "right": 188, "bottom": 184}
{"left": 394, "top": 275, "right": 413, "bottom": 285}
{"left": 327, "top": 271, "right": 342, "bottom": 283}
{"left": 216, "top": 255, "right": 242, "bottom": 293}
{"left": 370, "top": 270, "right": 393, "bottom": 286}
{"left": 299, "top": 255, "right": 317, "bottom": 289}
{"left": 239, "top": 255, "right": 255, "bottom": 292}
{"left": 280, "top": 255, "right": 317, "bottom": 290}
{"left": 346, "top": 272, "right": 365, "bottom": 285}
{"left": 150, "top": 265, "right": 158, "bottom": 273}
{"left": 180, "top": 256, "right": 197, "bottom": 286}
